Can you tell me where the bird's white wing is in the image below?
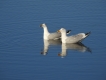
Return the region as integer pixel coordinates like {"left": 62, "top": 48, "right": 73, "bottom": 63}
{"left": 66, "top": 33, "right": 84, "bottom": 43}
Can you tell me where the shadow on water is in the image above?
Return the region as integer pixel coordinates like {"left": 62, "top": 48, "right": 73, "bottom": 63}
{"left": 41, "top": 39, "right": 92, "bottom": 57}
{"left": 58, "top": 42, "right": 92, "bottom": 58}
{"left": 41, "top": 39, "right": 61, "bottom": 55}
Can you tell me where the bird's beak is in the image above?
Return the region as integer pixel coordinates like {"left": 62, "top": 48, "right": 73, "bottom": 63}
{"left": 57, "top": 30, "right": 61, "bottom": 33}
{"left": 58, "top": 53, "right": 61, "bottom": 56}
{"left": 40, "top": 24, "right": 42, "bottom": 27}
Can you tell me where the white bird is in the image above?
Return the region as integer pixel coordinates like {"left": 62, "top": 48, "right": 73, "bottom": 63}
{"left": 40, "top": 23, "right": 71, "bottom": 40}
{"left": 58, "top": 28, "right": 91, "bottom": 43}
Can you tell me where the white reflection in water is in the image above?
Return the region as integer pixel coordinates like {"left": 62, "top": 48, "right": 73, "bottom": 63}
{"left": 41, "top": 39, "right": 91, "bottom": 57}
{"left": 58, "top": 43, "right": 92, "bottom": 58}
{"left": 41, "top": 39, "right": 61, "bottom": 55}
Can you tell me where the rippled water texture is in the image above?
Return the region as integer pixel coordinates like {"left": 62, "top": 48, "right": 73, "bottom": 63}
{"left": 0, "top": 0, "right": 106, "bottom": 80}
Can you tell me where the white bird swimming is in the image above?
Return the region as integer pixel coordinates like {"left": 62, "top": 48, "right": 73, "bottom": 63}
{"left": 58, "top": 28, "right": 91, "bottom": 43}
{"left": 40, "top": 23, "right": 71, "bottom": 40}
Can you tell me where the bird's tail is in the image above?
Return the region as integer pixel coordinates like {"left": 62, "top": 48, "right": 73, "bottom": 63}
{"left": 85, "top": 32, "right": 91, "bottom": 37}
{"left": 66, "top": 30, "right": 71, "bottom": 34}
{"left": 79, "top": 32, "right": 91, "bottom": 42}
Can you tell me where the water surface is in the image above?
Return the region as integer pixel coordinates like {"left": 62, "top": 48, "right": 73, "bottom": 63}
{"left": 0, "top": 0, "right": 106, "bottom": 80}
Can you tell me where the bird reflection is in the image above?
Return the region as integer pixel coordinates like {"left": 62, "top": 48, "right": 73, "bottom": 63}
{"left": 58, "top": 42, "right": 92, "bottom": 58}
{"left": 41, "top": 39, "right": 61, "bottom": 55}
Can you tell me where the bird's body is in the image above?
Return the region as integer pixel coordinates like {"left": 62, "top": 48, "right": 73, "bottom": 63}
{"left": 40, "top": 23, "right": 71, "bottom": 40}
{"left": 40, "top": 23, "right": 61, "bottom": 40}
{"left": 58, "top": 28, "right": 91, "bottom": 43}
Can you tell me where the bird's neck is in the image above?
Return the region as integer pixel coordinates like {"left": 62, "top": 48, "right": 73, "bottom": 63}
{"left": 61, "top": 32, "right": 67, "bottom": 43}
{"left": 44, "top": 27, "right": 49, "bottom": 34}
{"left": 61, "top": 32, "right": 67, "bottom": 38}
{"left": 43, "top": 27, "right": 50, "bottom": 40}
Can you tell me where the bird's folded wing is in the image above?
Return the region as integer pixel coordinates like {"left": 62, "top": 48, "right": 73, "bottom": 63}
{"left": 48, "top": 32, "right": 61, "bottom": 39}
{"left": 66, "top": 34, "right": 84, "bottom": 43}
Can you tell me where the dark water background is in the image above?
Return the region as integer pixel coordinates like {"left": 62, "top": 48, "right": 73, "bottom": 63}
{"left": 0, "top": 0, "right": 106, "bottom": 80}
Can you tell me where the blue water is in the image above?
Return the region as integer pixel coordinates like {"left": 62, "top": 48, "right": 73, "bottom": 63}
{"left": 0, "top": 0, "right": 106, "bottom": 80}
